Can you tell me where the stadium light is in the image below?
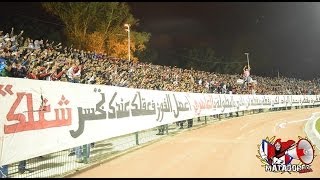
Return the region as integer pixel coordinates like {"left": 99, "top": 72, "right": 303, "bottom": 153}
{"left": 124, "top": 24, "right": 131, "bottom": 61}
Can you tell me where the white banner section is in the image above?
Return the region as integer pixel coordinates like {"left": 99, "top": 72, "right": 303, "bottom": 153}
{"left": 0, "top": 77, "right": 320, "bottom": 165}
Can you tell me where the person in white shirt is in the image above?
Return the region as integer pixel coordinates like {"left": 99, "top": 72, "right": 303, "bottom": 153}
{"left": 242, "top": 65, "right": 251, "bottom": 89}
{"left": 67, "top": 63, "right": 81, "bottom": 83}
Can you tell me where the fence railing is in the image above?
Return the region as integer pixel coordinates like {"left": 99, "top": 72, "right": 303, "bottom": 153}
{"left": 1, "top": 77, "right": 320, "bottom": 178}
{"left": 1, "top": 104, "right": 319, "bottom": 178}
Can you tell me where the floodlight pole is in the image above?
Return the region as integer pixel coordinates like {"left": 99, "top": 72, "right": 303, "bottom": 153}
{"left": 244, "top": 52, "right": 250, "bottom": 67}
{"left": 124, "top": 24, "right": 131, "bottom": 61}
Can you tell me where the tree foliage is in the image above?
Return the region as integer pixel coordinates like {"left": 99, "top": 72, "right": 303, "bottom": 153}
{"left": 136, "top": 47, "right": 159, "bottom": 64}
{"left": 180, "top": 47, "right": 243, "bottom": 74}
{"left": 42, "top": 2, "right": 150, "bottom": 60}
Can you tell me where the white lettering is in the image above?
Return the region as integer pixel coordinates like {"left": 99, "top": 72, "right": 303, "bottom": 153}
{"left": 264, "top": 164, "right": 312, "bottom": 173}
{"left": 265, "top": 165, "right": 272, "bottom": 172}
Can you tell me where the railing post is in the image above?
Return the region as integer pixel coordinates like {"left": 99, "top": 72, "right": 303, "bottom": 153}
{"left": 135, "top": 132, "right": 139, "bottom": 145}
{"left": 205, "top": 116, "right": 207, "bottom": 124}
{"left": 219, "top": 114, "right": 221, "bottom": 120}
{"left": 166, "top": 124, "right": 169, "bottom": 135}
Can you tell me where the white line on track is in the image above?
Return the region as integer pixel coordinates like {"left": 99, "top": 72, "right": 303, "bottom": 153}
{"left": 278, "top": 118, "right": 309, "bottom": 129}
{"left": 274, "top": 112, "right": 320, "bottom": 131}
{"left": 240, "top": 123, "right": 248, "bottom": 130}
{"left": 248, "top": 129, "right": 255, "bottom": 134}
{"left": 248, "top": 129, "right": 256, "bottom": 136}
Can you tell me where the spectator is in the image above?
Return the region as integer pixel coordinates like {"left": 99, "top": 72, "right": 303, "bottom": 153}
{"left": 11, "top": 60, "right": 27, "bottom": 78}
{"left": 242, "top": 65, "right": 251, "bottom": 89}
{"left": 0, "top": 27, "right": 319, "bottom": 96}
{"left": 51, "top": 65, "right": 66, "bottom": 81}
{"left": 187, "top": 119, "right": 193, "bottom": 128}
{"left": 227, "top": 82, "right": 233, "bottom": 94}
{"left": 0, "top": 61, "right": 13, "bottom": 77}
{"left": 156, "top": 125, "right": 165, "bottom": 135}
{"left": 66, "top": 63, "right": 81, "bottom": 83}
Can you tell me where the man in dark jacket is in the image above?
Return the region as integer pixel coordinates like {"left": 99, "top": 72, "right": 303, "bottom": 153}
{"left": 12, "top": 60, "right": 27, "bottom": 78}
{"left": 0, "top": 61, "right": 13, "bottom": 77}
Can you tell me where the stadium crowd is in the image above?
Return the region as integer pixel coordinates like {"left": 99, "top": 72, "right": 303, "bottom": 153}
{"left": 1, "top": 28, "right": 320, "bottom": 177}
{"left": 1, "top": 28, "right": 320, "bottom": 95}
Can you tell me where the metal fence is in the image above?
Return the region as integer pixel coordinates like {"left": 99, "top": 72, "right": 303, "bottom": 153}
{"left": 1, "top": 105, "right": 319, "bottom": 178}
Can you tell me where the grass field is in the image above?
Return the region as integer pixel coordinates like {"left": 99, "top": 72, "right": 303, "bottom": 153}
{"left": 316, "top": 118, "right": 320, "bottom": 134}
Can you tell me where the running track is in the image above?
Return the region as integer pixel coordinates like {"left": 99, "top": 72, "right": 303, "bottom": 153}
{"left": 73, "top": 108, "right": 320, "bottom": 178}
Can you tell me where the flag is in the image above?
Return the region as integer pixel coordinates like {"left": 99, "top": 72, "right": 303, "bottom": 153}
{"left": 261, "top": 140, "right": 276, "bottom": 160}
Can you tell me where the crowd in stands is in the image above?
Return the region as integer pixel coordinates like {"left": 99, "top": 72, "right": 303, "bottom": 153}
{"left": 1, "top": 28, "right": 320, "bottom": 177}
{"left": 1, "top": 28, "right": 320, "bottom": 95}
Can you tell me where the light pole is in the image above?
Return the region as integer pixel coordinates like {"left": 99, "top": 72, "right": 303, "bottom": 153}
{"left": 244, "top": 52, "right": 250, "bottom": 67}
{"left": 124, "top": 23, "right": 130, "bottom": 61}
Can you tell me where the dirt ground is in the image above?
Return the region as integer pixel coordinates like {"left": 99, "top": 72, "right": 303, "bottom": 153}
{"left": 72, "top": 108, "right": 320, "bottom": 178}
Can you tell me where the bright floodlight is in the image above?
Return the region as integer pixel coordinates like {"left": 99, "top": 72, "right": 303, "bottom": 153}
{"left": 124, "top": 24, "right": 130, "bottom": 28}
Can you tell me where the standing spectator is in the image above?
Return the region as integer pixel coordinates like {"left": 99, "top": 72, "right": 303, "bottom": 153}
{"left": 74, "top": 144, "right": 91, "bottom": 164}
{"left": 0, "top": 160, "right": 27, "bottom": 178}
{"left": 67, "top": 63, "right": 81, "bottom": 83}
{"left": 51, "top": 65, "right": 66, "bottom": 81}
{"left": 37, "top": 65, "right": 52, "bottom": 80}
{"left": 156, "top": 125, "right": 165, "bottom": 135}
{"left": 11, "top": 60, "right": 27, "bottom": 78}
{"left": 18, "top": 160, "right": 27, "bottom": 174}
{"left": 242, "top": 65, "right": 251, "bottom": 89}
{"left": 0, "top": 58, "right": 5, "bottom": 73}
{"left": 187, "top": 118, "right": 193, "bottom": 128}
{"left": 222, "top": 81, "right": 227, "bottom": 94}
{"left": 0, "top": 165, "right": 8, "bottom": 178}
{"left": 26, "top": 68, "right": 38, "bottom": 79}
{"left": 227, "top": 82, "right": 233, "bottom": 94}
{"left": 0, "top": 61, "right": 13, "bottom": 77}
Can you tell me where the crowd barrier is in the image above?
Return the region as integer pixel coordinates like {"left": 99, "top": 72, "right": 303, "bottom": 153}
{"left": 0, "top": 77, "right": 320, "bottom": 177}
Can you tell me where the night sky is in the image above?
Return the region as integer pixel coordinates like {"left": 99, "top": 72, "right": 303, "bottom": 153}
{"left": 1, "top": 2, "right": 320, "bottom": 80}
{"left": 129, "top": 2, "right": 320, "bottom": 79}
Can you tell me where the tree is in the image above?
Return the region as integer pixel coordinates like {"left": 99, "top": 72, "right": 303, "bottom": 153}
{"left": 86, "top": 31, "right": 106, "bottom": 54}
{"left": 106, "top": 31, "right": 151, "bottom": 61}
{"left": 136, "top": 46, "right": 159, "bottom": 64}
{"left": 42, "top": 2, "right": 150, "bottom": 60}
{"left": 178, "top": 47, "right": 242, "bottom": 74}
{"left": 182, "top": 47, "right": 220, "bottom": 72}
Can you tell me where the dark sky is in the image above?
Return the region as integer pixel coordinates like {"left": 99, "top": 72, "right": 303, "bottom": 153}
{"left": 129, "top": 2, "right": 320, "bottom": 79}
{"left": 1, "top": 2, "right": 320, "bottom": 79}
